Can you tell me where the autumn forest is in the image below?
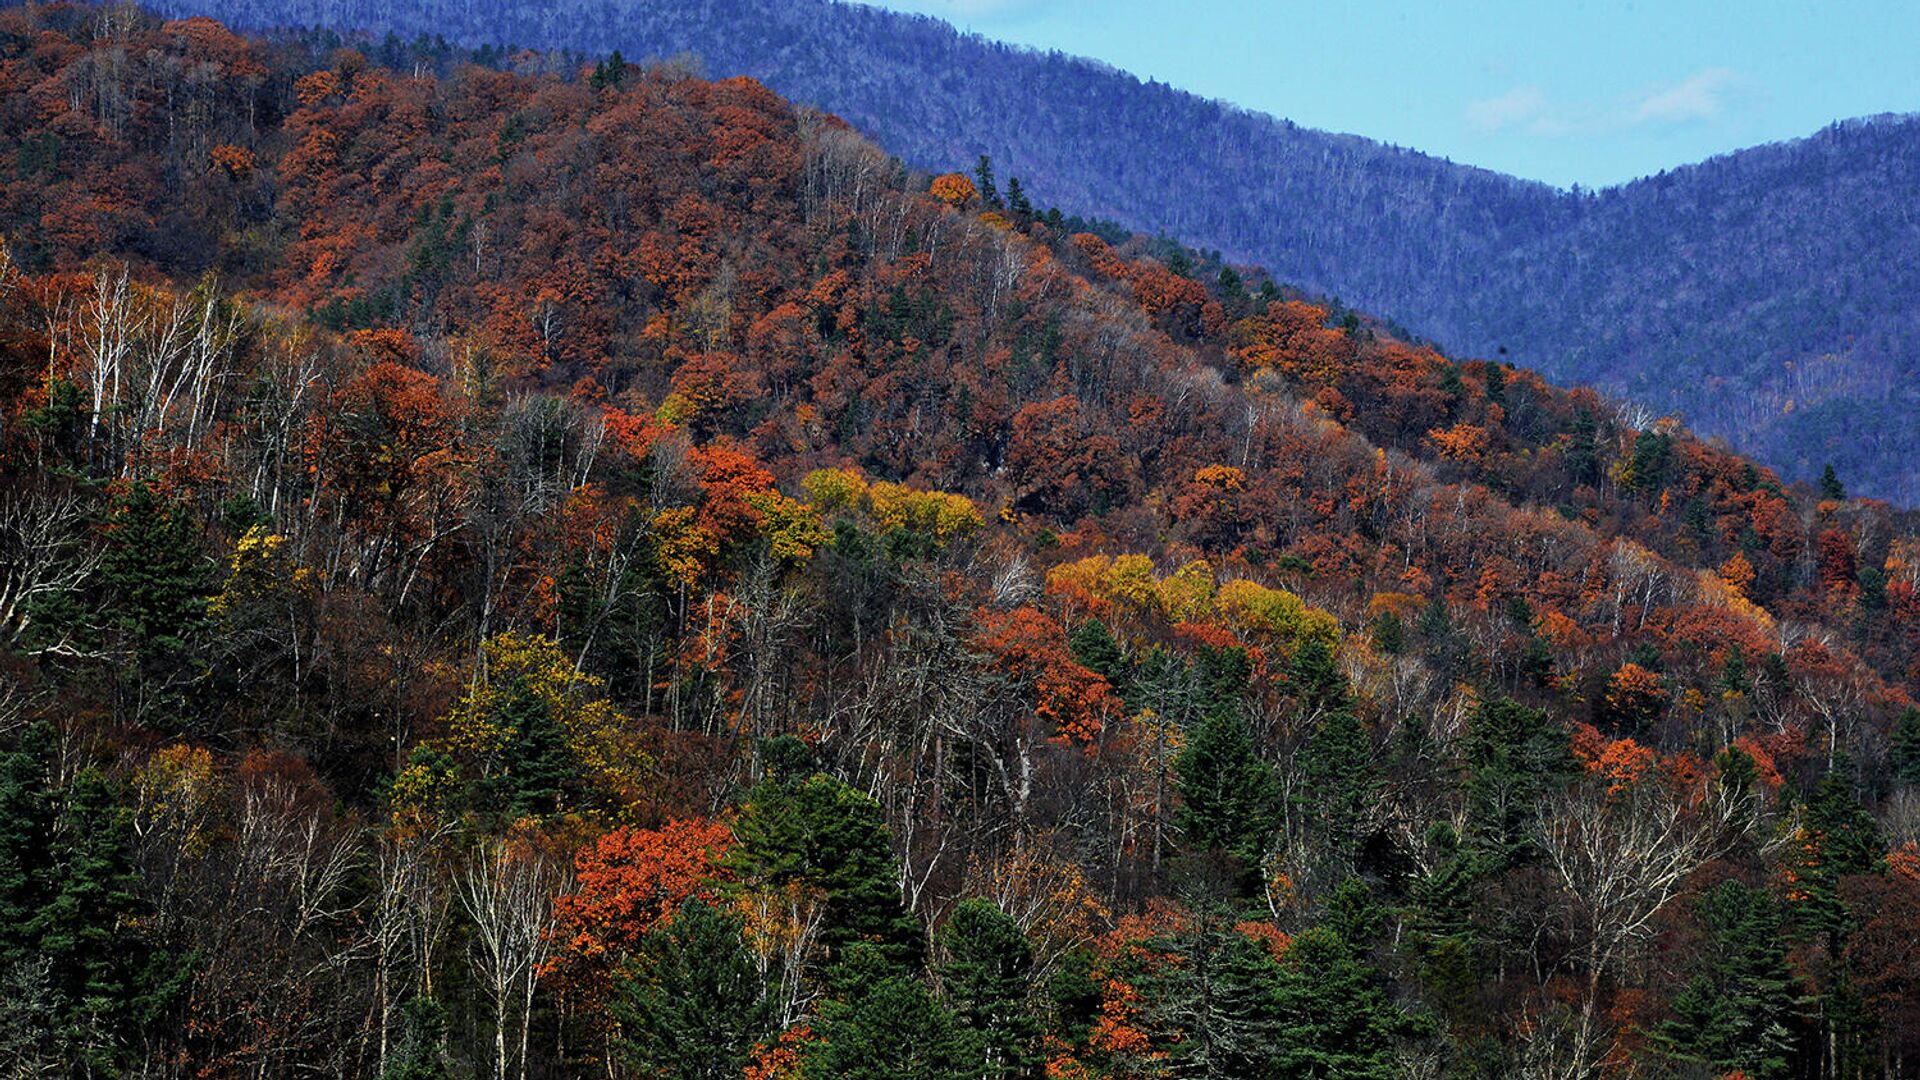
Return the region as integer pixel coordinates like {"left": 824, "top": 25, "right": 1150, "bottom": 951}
{"left": 1, "top": 7, "right": 1919, "bottom": 1080}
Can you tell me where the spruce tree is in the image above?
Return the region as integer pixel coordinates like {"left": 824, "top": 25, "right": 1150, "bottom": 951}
{"left": 1819, "top": 463, "right": 1846, "bottom": 501}
{"left": 33, "top": 768, "right": 172, "bottom": 1072}
{"left": 1284, "top": 636, "right": 1350, "bottom": 721}
{"left": 1460, "top": 695, "right": 1575, "bottom": 869}
{"left": 938, "top": 899, "right": 1042, "bottom": 1080}
{"left": 0, "top": 723, "right": 55, "bottom": 970}
{"left": 1795, "top": 768, "right": 1883, "bottom": 937}
{"left": 727, "top": 773, "right": 922, "bottom": 966}
{"left": 1174, "top": 710, "right": 1280, "bottom": 866}
{"left": 812, "top": 945, "right": 968, "bottom": 1080}
{"left": 497, "top": 678, "right": 574, "bottom": 819}
{"left": 101, "top": 480, "right": 211, "bottom": 660}
{"left": 1068, "top": 619, "right": 1129, "bottom": 698}
{"left": 1654, "top": 880, "right": 1808, "bottom": 1079}
{"left": 1890, "top": 707, "right": 1920, "bottom": 786}
{"left": 614, "top": 900, "right": 771, "bottom": 1080}
{"left": 973, "top": 154, "right": 1002, "bottom": 210}
{"left": 380, "top": 997, "right": 456, "bottom": 1080}
{"left": 1147, "top": 909, "right": 1285, "bottom": 1079}
{"left": 100, "top": 480, "right": 212, "bottom": 719}
{"left": 1565, "top": 409, "right": 1600, "bottom": 487}
{"left": 1268, "top": 927, "right": 1418, "bottom": 1079}
{"left": 1004, "top": 176, "right": 1033, "bottom": 217}
{"left": 1298, "top": 711, "right": 1381, "bottom": 866}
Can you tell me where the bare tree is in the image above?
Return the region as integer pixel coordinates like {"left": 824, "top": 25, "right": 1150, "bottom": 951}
{"left": 457, "top": 831, "right": 566, "bottom": 1080}
{"left": 1532, "top": 779, "right": 1729, "bottom": 1078}
{"left": 0, "top": 491, "right": 101, "bottom": 657}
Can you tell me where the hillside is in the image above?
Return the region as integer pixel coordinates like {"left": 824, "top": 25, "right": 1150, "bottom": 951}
{"left": 1, "top": 8, "right": 1919, "bottom": 1078}
{"left": 134, "top": 0, "right": 1920, "bottom": 503}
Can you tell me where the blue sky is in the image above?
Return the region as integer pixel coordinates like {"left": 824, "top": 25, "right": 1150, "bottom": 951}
{"left": 866, "top": 0, "right": 1920, "bottom": 189}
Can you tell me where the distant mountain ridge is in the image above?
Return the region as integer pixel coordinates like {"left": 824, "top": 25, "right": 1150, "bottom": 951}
{"left": 146, "top": 0, "right": 1920, "bottom": 500}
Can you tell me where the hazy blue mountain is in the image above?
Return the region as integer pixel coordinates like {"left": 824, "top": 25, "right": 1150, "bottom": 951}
{"left": 145, "top": 0, "right": 1920, "bottom": 500}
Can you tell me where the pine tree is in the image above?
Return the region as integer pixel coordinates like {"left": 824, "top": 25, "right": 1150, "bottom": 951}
{"left": 614, "top": 900, "right": 771, "bottom": 1080}
{"left": 1367, "top": 610, "right": 1404, "bottom": 656}
{"left": 0, "top": 723, "right": 55, "bottom": 971}
{"left": 1147, "top": 908, "right": 1284, "bottom": 1079}
{"left": 1005, "top": 176, "right": 1033, "bottom": 217}
{"left": 32, "top": 768, "right": 171, "bottom": 1072}
{"left": 938, "top": 899, "right": 1042, "bottom": 1080}
{"left": 1194, "top": 644, "right": 1253, "bottom": 721}
{"left": 380, "top": 997, "right": 456, "bottom": 1080}
{"left": 101, "top": 480, "right": 211, "bottom": 658}
{"left": 497, "top": 677, "right": 574, "bottom": 819}
{"left": 1174, "top": 710, "right": 1280, "bottom": 866}
{"left": 1298, "top": 711, "right": 1381, "bottom": 866}
{"left": 1890, "top": 707, "right": 1920, "bottom": 786}
{"left": 100, "top": 480, "right": 213, "bottom": 720}
{"left": 1460, "top": 695, "right": 1574, "bottom": 869}
{"left": 1793, "top": 768, "right": 1883, "bottom": 936}
{"left": 1819, "top": 463, "right": 1846, "bottom": 501}
{"left": 1268, "top": 927, "right": 1418, "bottom": 1079}
{"left": 973, "top": 154, "right": 1002, "bottom": 210}
{"left": 1068, "top": 619, "right": 1128, "bottom": 698}
{"left": 1284, "top": 636, "right": 1350, "bottom": 721}
{"left": 812, "top": 944, "right": 968, "bottom": 1080}
{"left": 727, "top": 773, "right": 922, "bottom": 966}
{"left": 1653, "top": 880, "right": 1808, "bottom": 1079}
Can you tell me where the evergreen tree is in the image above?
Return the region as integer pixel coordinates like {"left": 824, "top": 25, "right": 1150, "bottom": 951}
{"left": 614, "top": 900, "right": 771, "bottom": 1080}
{"left": 99, "top": 480, "right": 213, "bottom": 720}
{"left": 1004, "top": 176, "right": 1033, "bottom": 217}
{"left": 33, "top": 768, "right": 174, "bottom": 1072}
{"left": 1565, "top": 409, "right": 1600, "bottom": 488}
{"left": 1319, "top": 878, "right": 1384, "bottom": 954}
{"left": 101, "top": 480, "right": 211, "bottom": 660}
{"left": 727, "top": 773, "right": 922, "bottom": 965}
{"left": 1298, "top": 711, "right": 1381, "bottom": 865}
{"left": 0, "top": 723, "right": 55, "bottom": 971}
{"left": 1890, "top": 707, "right": 1920, "bottom": 786}
{"left": 1794, "top": 768, "right": 1883, "bottom": 936}
{"left": 1367, "top": 610, "right": 1404, "bottom": 656}
{"left": 1625, "top": 429, "right": 1672, "bottom": 494}
{"left": 1284, "top": 637, "right": 1351, "bottom": 721}
{"left": 812, "top": 945, "right": 968, "bottom": 1080}
{"left": 1460, "top": 695, "right": 1575, "bottom": 869}
{"left": 380, "top": 997, "right": 456, "bottom": 1080}
{"left": 1068, "top": 619, "right": 1129, "bottom": 698}
{"left": 1654, "top": 880, "right": 1808, "bottom": 1079}
{"left": 1820, "top": 463, "right": 1846, "bottom": 501}
{"left": 1268, "top": 927, "right": 1418, "bottom": 1079}
{"left": 1194, "top": 644, "right": 1253, "bottom": 721}
{"left": 938, "top": 899, "right": 1042, "bottom": 1080}
{"left": 1174, "top": 710, "right": 1280, "bottom": 866}
{"left": 1147, "top": 908, "right": 1284, "bottom": 1079}
{"left": 496, "top": 677, "right": 574, "bottom": 819}
{"left": 973, "top": 154, "right": 1002, "bottom": 209}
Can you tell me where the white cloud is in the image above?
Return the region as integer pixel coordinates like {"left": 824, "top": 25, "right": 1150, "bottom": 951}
{"left": 1631, "top": 67, "right": 1738, "bottom": 123}
{"left": 1465, "top": 85, "right": 1549, "bottom": 133}
{"left": 1466, "top": 67, "right": 1747, "bottom": 138}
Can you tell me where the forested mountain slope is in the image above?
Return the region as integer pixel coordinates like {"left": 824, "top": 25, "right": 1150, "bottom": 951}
{"left": 2, "top": 8, "right": 1920, "bottom": 1078}
{"left": 131, "top": 0, "right": 1920, "bottom": 502}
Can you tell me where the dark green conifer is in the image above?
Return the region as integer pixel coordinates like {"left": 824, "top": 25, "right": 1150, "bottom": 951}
{"left": 727, "top": 773, "right": 921, "bottom": 966}
{"left": 938, "top": 899, "right": 1041, "bottom": 1079}
{"left": 811, "top": 945, "right": 968, "bottom": 1080}
{"left": 1174, "top": 710, "right": 1280, "bottom": 866}
{"left": 1819, "top": 463, "right": 1846, "bottom": 501}
{"left": 614, "top": 900, "right": 770, "bottom": 1080}
{"left": 1891, "top": 707, "right": 1920, "bottom": 786}
{"left": 1654, "top": 880, "right": 1808, "bottom": 1079}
